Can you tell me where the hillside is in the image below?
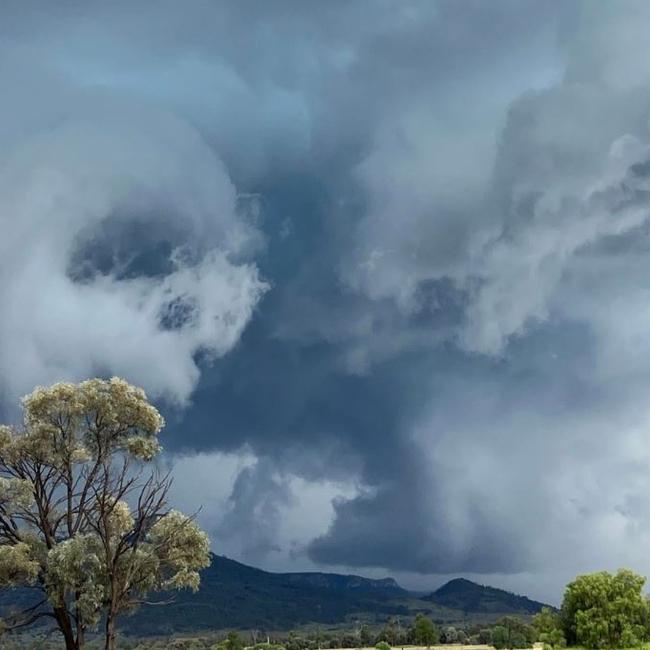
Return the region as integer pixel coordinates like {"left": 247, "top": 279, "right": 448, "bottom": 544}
{"left": 128, "top": 554, "right": 409, "bottom": 635}
{"left": 425, "top": 578, "right": 547, "bottom": 615}
{"left": 0, "top": 556, "right": 552, "bottom": 636}
{"left": 129, "top": 558, "right": 552, "bottom": 635}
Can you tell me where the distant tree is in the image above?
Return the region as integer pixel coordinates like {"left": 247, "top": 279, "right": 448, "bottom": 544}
{"left": 313, "top": 626, "right": 325, "bottom": 650}
{"left": 533, "top": 607, "right": 559, "bottom": 635}
{"left": 533, "top": 607, "right": 565, "bottom": 650}
{"left": 561, "top": 569, "right": 649, "bottom": 648}
{"left": 378, "top": 618, "right": 398, "bottom": 646}
{"left": 226, "top": 632, "right": 244, "bottom": 650}
{"left": 489, "top": 618, "right": 535, "bottom": 649}
{"left": 393, "top": 616, "right": 407, "bottom": 647}
{"left": 476, "top": 628, "right": 492, "bottom": 645}
{"left": 340, "top": 633, "right": 358, "bottom": 649}
{"left": 538, "top": 629, "right": 566, "bottom": 650}
{"left": 213, "top": 632, "right": 245, "bottom": 650}
{"left": 360, "top": 624, "right": 374, "bottom": 647}
{"left": 442, "top": 626, "right": 458, "bottom": 644}
{"left": 0, "top": 379, "right": 211, "bottom": 650}
{"left": 412, "top": 614, "right": 440, "bottom": 647}
{"left": 285, "top": 633, "right": 307, "bottom": 650}
{"left": 490, "top": 626, "right": 509, "bottom": 650}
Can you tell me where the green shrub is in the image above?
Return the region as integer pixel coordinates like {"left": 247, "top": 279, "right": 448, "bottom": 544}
{"left": 489, "top": 619, "right": 535, "bottom": 650}
{"left": 538, "top": 629, "right": 566, "bottom": 650}
{"left": 212, "top": 632, "right": 244, "bottom": 650}
{"left": 375, "top": 642, "right": 391, "bottom": 650}
{"left": 491, "top": 626, "right": 509, "bottom": 650}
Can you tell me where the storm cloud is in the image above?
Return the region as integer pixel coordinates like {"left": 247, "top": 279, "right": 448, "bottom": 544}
{"left": 3, "top": 0, "right": 650, "bottom": 602}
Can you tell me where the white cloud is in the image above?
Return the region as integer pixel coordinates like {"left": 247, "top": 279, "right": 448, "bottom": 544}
{"left": 0, "top": 112, "right": 267, "bottom": 406}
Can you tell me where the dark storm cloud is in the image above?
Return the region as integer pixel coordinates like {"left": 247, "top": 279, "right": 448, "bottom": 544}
{"left": 5, "top": 0, "right": 650, "bottom": 600}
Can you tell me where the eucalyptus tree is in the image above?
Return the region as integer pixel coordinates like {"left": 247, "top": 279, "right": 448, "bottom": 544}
{"left": 0, "top": 378, "right": 210, "bottom": 650}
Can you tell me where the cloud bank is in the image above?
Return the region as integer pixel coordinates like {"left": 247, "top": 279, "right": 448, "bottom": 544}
{"left": 5, "top": 0, "right": 650, "bottom": 602}
{"left": 0, "top": 90, "right": 266, "bottom": 405}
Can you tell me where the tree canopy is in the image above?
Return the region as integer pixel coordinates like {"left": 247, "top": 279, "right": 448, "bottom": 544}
{"left": 412, "top": 613, "right": 439, "bottom": 647}
{"left": 533, "top": 607, "right": 565, "bottom": 649}
{"left": 561, "top": 569, "right": 649, "bottom": 649}
{"left": 0, "top": 378, "right": 211, "bottom": 650}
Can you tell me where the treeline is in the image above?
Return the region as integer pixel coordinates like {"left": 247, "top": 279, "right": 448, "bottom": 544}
{"left": 178, "top": 617, "right": 534, "bottom": 650}
{"left": 130, "top": 567, "right": 650, "bottom": 650}
{"left": 251, "top": 567, "right": 650, "bottom": 650}
{"left": 279, "top": 616, "right": 537, "bottom": 650}
{"left": 5, "top": 567, "right": 650, "bottom": 650}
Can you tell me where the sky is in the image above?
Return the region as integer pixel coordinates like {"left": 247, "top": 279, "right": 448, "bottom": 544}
{"left": 3, "top": 0, "right": 650, "bottom": 604}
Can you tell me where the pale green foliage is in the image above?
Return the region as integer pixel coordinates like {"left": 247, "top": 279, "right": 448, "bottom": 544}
{"left": 0, "top": 426, "right": 12, "bottom": 451}
{"left": 45, "top": 511, "right": 126, "bottom": 626}
{"left": 46, "top": 534, "right": 105, "bottom": 626}
{"left": 20, "top": 377, "right": 164, "bottom": 463}
{"left": 149, "top": 510, "right": 211, "bottom": 591}
{"left": 0, "top": 377, "right": 210, "bottom": 650}
{"left": 0, "top": 542, "right": 39, "bottom": 586}
{"left": 124, "top": 436, "right": 162, "bottom": 461}
{"left": 0, "top": 477, "right": 33, "bottom": 510}
{"left": 561, "top": 569, "right": 649, "bottom": 648}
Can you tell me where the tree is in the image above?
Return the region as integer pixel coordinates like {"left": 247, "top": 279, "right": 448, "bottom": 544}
{"left": 226, "top": 631, "right": 244, "bottom": 650}
{"left": 359, "top": 624, "right": 374, "bottom": 647}
{"left": 561, "top": 569, "right": 649, "bottom": 649}
{"left": 442, "top": 626, "right": 458, "bottom": 644}
{"left": 533, "top": 607, "right": 559, "bottom": 635}
{"left": 411, "top": 614, "right": 439, "bottom": 647}
{"left": 489, "top": 618, "right": 535, "bottom": 649}
{"left": 0, "top": 378, "right": 211, "bottom": 650}
{"left": 491, "top": 626, "right": 509, "bottom": 650}
{"left": 533, "top": 607, "right": 565, "bottom": 650}
{"left": 212, "top": 634, "right": 244, "bottom": 650}
{"left": 378, "top": 618, "right": 399, "bottom": 646}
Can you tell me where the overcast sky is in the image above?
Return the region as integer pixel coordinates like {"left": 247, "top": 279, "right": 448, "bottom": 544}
{"left": 4, "top": 0, "right": 650, "bottom": 604}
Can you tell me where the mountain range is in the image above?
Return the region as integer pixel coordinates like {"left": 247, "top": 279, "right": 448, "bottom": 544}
{"left": 126, "top": 555, "right": 550, "bottom": 635}
{"left": 0, "top": 554, "right": 550, "bottom": 635}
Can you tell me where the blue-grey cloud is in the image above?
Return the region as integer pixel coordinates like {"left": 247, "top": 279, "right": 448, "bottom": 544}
{"left": 4, "top": 0, "right": 650, "bottom": 603}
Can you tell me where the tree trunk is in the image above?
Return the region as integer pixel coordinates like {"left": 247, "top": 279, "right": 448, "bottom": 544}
{"left": 104, "top": 611, "right": 117, "bottom": 650}
{"left": 75, "top": 590, "right": 85, "bottom": 649}
{"left": 54, "top": 605, "right": 79, "bottom": 650}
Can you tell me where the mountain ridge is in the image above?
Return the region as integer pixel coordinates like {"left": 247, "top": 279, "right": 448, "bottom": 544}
{"left": 127, "top": 555, "right": 551, "bottom": 634}
{"left": 426, "top": 577, "right": 548, "bottom": 614}
{"left": 0, "top": 554, "right": 552, "bottom": 636}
